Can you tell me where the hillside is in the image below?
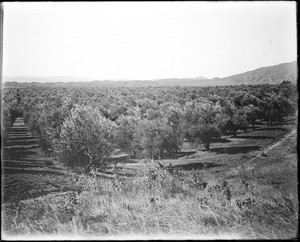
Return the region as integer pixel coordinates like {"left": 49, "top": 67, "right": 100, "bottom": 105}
{"left": 3, "top": 61, "right": 297, "bottom": 88}
{"left": 215, "top": 61, "right": 297, "bottom": 85}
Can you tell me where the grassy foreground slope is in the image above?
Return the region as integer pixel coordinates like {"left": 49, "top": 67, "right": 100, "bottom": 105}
{"left": 2, "top": 118, "right": 298, "bottom": 240}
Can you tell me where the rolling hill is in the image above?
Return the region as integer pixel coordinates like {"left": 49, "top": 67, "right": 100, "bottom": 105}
{"left": 3, "top": 61, "right": 297, "bottom": 88}
{"left": 212, "top": 61, "right": 297, "bottom": 86}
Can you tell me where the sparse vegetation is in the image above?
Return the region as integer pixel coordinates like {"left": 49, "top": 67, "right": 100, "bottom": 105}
{"left": 2, "top": 145, "right": 298, "bottom": 239}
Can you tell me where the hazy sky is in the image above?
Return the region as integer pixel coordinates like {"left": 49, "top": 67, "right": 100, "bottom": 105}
{"left": 2, "top": 2, "right": 297, "bottom": 80}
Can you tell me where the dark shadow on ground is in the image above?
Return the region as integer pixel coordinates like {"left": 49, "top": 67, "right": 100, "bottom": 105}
{"left": 4, "top": 161, "right": 53, "bottom": 169}
{"left": 211, "top": 138, "right": 231, "bottom": 143}
{"left": 3, "top": 168, "right": 66, "bottom": 176}
{"left": 230, "top": 135, "right": 275, "bottom": 140}
{"left": 101, "top": 155, "right": 131, "bottom": 164}
{"left": 255, "top": 127, "right": 288, "bottom": 132}
{"left": 167, "top": 151, "right": 197, "bottom": 159}
{"left": 5, "top": 139, "right": 38, "bottom": 146}
{"left": 173, "top": 162, "right": 225, "bottom": 171}
{"left": 209, "top": 145, "right": 261, "bottom": 154}
{"left": 3, "top": 187, "right": 74, "bottom": 203}
{"left": 3, "top": 150, "right": 38, "bottom": 159}
{"left": 8, "top": 136, "right": 36, "bottom": 140}
{"left": 276, "top": 118, "right": 296, "bottom": 125}
{"left": 3, "top": 119, "right": 76, "bottom": 203}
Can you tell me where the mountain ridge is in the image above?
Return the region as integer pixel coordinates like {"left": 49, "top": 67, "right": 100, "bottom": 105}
{"left": 3, "top": 61, "right": 297, "bottom": 87}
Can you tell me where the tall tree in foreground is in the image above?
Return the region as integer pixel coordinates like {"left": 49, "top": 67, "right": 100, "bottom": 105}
{"left": 56, "top": 105, "right": 117, "bottom": 173}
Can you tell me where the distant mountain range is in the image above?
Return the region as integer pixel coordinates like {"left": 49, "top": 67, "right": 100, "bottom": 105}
{"left": 3, "top": 75, "right": 96, "bottom": 83}
{"left": 3, "top": 61, "right": 297, "bottom": 88}
{"left": 210, "top": 61, "right": 297, "bottom": 86}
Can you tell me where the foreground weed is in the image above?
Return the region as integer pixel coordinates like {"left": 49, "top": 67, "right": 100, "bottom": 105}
{"left": 2, "top": 160, "right": 298, "bottom": 239}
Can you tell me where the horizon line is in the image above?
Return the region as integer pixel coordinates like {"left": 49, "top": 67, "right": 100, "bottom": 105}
{"left": 3, "top": 60, "right": 297, "bottom": 82}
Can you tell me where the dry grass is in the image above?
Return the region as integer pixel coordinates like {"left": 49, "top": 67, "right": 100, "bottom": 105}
{"left": 2, "top": 152, "right": 298, "bottom": 240}
{"left": 2, "top": 120, "right": 298, "bottom": 240}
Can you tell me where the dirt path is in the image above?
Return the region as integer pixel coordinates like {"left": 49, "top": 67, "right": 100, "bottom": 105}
{"left": 2, "top": 118, "right": 75, "bottom": 203}
{"left": 237, "top": 128, "right": 297, "bottom": 174}
{"left": 249, "top": 128, "right": 296, "bottom": 161}
{"left": 261, "top": 129, "right": 297, "bottom": 154}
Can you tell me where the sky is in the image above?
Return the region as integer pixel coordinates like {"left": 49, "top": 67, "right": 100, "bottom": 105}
{"left": 2, "top": 2, "right": 297, "bottom": 80}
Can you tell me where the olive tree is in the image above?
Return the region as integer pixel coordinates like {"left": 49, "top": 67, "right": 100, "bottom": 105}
{"left": 56, "top": 105, "right": 117, "bottom": 173}
{"left": 218, "top": 99, "right": 249, "bottom": 136}
{"left": 115, "top": 114, "right": 141, "bottom": 154}
{"left": 182, "top": 101, "right": 222, "bottom": 151}
{"left": 133, "top": 117, "right": 182, "bottom": 159}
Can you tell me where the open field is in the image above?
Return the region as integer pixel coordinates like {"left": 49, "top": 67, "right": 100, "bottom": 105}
{"left": 2, "top": 116, "right": 298, "bottom": 239}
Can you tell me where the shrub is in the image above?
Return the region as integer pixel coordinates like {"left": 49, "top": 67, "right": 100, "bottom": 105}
{"left": 56, "top": 105, "right": 117, "bottom": 173}
{"left": 133, "top": 118, "right": 182, "bottom": 159}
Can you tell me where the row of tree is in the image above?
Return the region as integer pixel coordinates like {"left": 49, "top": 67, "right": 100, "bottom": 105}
{"left": 2, "top": 81, "right": 297, "bottom": 172}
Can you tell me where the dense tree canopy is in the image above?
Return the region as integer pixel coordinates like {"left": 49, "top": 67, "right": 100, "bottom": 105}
{"left": 2, "top": 81, "right": 297, "bottom": 171}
